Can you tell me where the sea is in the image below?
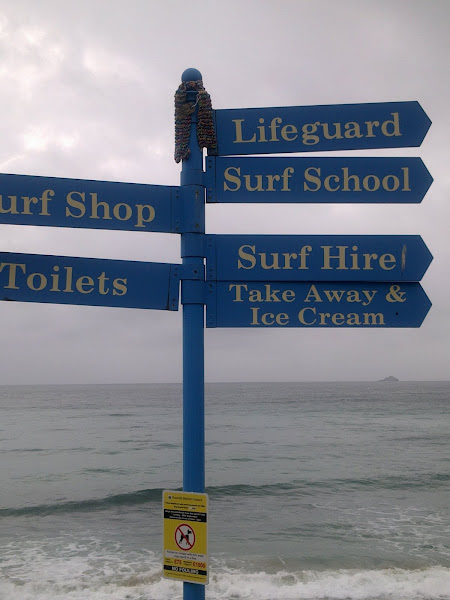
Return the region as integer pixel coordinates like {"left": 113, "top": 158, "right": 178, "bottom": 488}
{"left": 0, "top": 381, "right": 449, "bottom": 600}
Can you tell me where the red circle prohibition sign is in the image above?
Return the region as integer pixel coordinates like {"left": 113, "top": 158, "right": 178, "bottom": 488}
{"left": 175, "top": 524, "right": 196, "bottom": 550}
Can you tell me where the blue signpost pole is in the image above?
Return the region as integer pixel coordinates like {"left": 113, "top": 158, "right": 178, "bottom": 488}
{"left": 180, "top": 68, "right": 206, "bottom": 600}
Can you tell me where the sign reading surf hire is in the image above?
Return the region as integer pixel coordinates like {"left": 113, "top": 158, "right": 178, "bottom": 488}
{"left": 163, "top": 490, "right": 208, "bottom": 584}
{"left": 213, "top": 101, "right": 431, "bottom": 155}
{"left": 0, "top": 252, "right": 180, "bottom": 310}
{"left": 206, "top": 235, "right": 433, "bottom": 283}
{"left": 206, "top": 282, "right": 431, "bottom": 328}
{"left": 206, "top": 157, "right": 432, "bottom": 203}
{"left": 0, "top": 173, "right": 199, "bottom": 233}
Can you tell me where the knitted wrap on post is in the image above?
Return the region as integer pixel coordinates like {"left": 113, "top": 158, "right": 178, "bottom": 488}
{"left": 174, "top": 79, "right": 217, "bottom": 163}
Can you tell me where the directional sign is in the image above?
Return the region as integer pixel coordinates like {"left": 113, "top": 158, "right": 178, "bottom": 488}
{"left": 213, "top": 101, "right": 431, "bottom": 155}
{"left": 163, "top": 490, "right": 208, "bottom": 585}
{"left": 206, "top": 281, "right": 431, "bottom": 328}
{"left": 0, "top": 252, "right": 180, "bottom": 310}
{"left": 0, "top": 173, "right": 201, "bottom": 233}
{"left": 206, "top": 157, "right": 432, "bottom": 204}
{"left": 206, "top": 234, "right": 433, "bottom": 283}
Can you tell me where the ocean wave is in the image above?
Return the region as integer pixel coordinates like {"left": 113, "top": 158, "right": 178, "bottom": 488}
{"left": 0, "top": 487, "right": 166, "bottom": 517}
{"left": 1, "top": 472, "right": 448, "bottom": 517}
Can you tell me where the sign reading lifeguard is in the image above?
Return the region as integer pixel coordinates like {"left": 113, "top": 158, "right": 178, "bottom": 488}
{"left": 213, "top": 101, "right": 431, "bottom": 155}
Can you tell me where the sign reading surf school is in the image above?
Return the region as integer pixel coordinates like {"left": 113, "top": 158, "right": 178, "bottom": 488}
{"left": 213, "top": 101, "right": 431, "bottom": 155}
{"left": 206, "top": 157, "right": 432, "bottom": 203}
{"left": 0, "top": 173, "right": 200, "bottom": 233}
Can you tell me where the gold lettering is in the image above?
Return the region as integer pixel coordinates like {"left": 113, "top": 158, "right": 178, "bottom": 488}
{"left": 364, "top": 312, "right": 384, "bottom": 325}
{"left": 21, "top": 196, "right": 39, "bottom": 215}
{"left": 0, "top": 195, "right": 19, "bottom": 214}
{"left": 90, "top": 193, "right": 111, "bottom": 220}
{"left": 321, "top": 122, "right": 343, "bottom": 140}
{"left": 342, "top": 168, "right": 362, "bottom": 192}
{"left": 244, "top": 174, "right": 264, "bottom": 192}
{"left": 324, "top": 175, "right": 340, "bottom": 192}
{"left": 50, "top": 266, "right": 60, "bottom": 291}
{"left": 266, "top": 174, "right": 280, "bottom": 191}
{"left": 63, "top": 266, "right": 74, "bottom": 292}
{"left": 27, "top": 272, "right": 47, "bottom": 291}
{"left": 269, "top": 117, "right": 282, "bottom": 142}
{"left": 0, "top": 262, "right": 26, "bottom": 288}
{"left": 257, "top": 118, "right": 268, "bottom": 142}
{"left": 237, "top": 245, "right": 257, "bottom": 270}
{"left": 229, "top": 283, "right": 247, "bottom": 301}
{"left": 363, "top": 254, "right": 378, "bottom": 270}
{"left": 39, "top": 189, "right": 54, "bottom": 215}
{"left": 233, "top": 119, "right": 256, "bottom": 143}
{"left": 113, "top": 203, "right": 132, "bottom": 221}
{"left": 322, "top": 246, "right": 348, "bottom": 270}
{"left": 112, "top": 278, "right": 127, "bottom": 295}
{"left": 304, "top": 284, "right": 322, "bottom": 302}
{"left": 401, "top": 167, "right": 411, "bottom": 191}
{"left": 76, "top": 276, "right": 94, "bottom": 293}
{"left": 379, "top": 254, "right": 396, "bottom": 270}
{"left": 281, "top": 167, "right": 294, "bottom": 191}
{"left": 363, "top": 175, "right": 380, "bottom": 191}
{"left": 281, "top": 124, "right": 298, "bottom": 141}
{"left": 249, "top": 288, "right": 263, "bottom": 302}
{"left": 381, "top": 113, "right": 401, "bottom": 137}
{"left": 323, "top": 290, "right": 345, "bottom": 302}
{"left": 136, "top": 205, "right": 155, "bottom": 227}
{"left": 382, "top": 175, "right": 400, "bottom": 192}
{"left": 303, "top": 167, "right": 321, "bottom": 191}
{"left": 260, "top": 253, "right": 280, "bottom": 270}
{"left": 365, "top": 121, "right": 380, "bottom": 137}
{"left": 298, "top": 307, "right": 316, "bottom": 324}
{"left": 224, "top": 167, "right": 241, "bottom": 191}
{"left": 302, "top": 122, "right": 320, "bottom": 145}
{"left": 344, "top": 122, "right": 363, "bottom": 139}
{"left": 66, "top": 191, "right": 86, "bottom": 218}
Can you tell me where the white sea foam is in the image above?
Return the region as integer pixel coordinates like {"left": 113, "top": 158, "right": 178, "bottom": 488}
{"left": 1, "top": 563, "right": 450, "bottom": 600}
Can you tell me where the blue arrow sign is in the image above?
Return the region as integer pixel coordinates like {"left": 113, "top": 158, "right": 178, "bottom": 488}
{"left": 213, "top": 101, "right": 431, "bottom": 155}
{"left": 206, "top": 157, "right": 432, "bottom": 203}
{"left": 206, "top": 235, "right": 433, "bottom": 282}
{"left": 206, "top": 281, "right": 431, "bottom": 328}
{"left": 0, "top": 252, "right": 180, "bottom": 310}
{"left": 0, "top": 173, "right": 202, "bottom": 233}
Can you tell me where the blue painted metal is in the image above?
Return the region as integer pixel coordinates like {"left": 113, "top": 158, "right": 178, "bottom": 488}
{"left": 182, "top": 68, "right": 203, "bottom": 82}
{"left": 206, "top": 156, "right": 432, "bottom": 203}
{"left": 0, "top": 174, "right": 199, "bottom": 233}
{"left": 180, "top": 68, "right": 206, "bottom": 600}
{"left": 0, "top": 252, "right": 180, "bottom": 310}
{"left": 206, "top": 234, "right": 433, "bottom": 282}
{"left": 206, "top": 281, "right": 431, "bottom": 328}
{"left": 213, "top": 101, "right": 431, "bottom": 155}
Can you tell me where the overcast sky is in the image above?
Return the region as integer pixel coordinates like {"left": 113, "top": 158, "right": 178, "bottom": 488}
{"left": 0, "top": 0, "right": 448, "bottom": 384}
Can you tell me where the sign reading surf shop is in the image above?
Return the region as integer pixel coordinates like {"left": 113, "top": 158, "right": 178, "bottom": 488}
{"left": 213, "top": 101, "right": 431, "bottom": 155}
{"left": 0, "top": 173, "right": 200, "bottom": 233}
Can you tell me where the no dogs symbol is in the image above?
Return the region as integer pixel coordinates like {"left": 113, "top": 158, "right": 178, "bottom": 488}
{"left": 175, "top": 524, "right": 196, "bottom": 550}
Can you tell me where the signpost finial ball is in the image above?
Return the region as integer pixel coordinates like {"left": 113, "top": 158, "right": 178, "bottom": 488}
{"left": 181, "top": 68, "right": 202, "bottom": 83}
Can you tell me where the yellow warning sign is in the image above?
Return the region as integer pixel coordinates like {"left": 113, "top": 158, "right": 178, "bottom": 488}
{"left": 163, "top": 490, "right": 208, "bottom": 584}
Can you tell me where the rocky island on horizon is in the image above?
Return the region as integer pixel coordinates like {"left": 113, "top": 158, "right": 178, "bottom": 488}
{"left": 379, "top": 375, "right": 400, "bottom": 382}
